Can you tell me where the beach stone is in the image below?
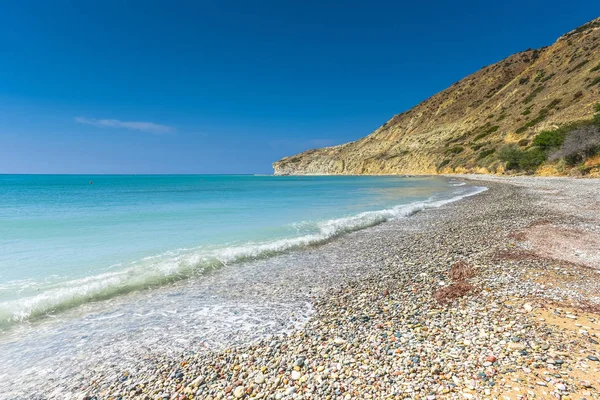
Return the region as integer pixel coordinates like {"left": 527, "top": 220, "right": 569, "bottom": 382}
{"left": 233, "top": 386, "right": 245, "bottom": 398}
{"left": 254, "top": 374, "right": 265, "bottom": 384}
{"left": 333, "top": 337, "right": 346, "bottom": 345}
{"left": 75, "top": 179, "right": 600, "bottom": 400}
{"left": 285, "top": 387, "right": 296, "bottom": 395}
{"left": 508, "top": 343, "right": 526, "bottom": 351}
{"left": 291, "top": 370, "right": 301, "bottom": 380}
{"left": 190, "top": 376, "right": 204, "bottom": 387}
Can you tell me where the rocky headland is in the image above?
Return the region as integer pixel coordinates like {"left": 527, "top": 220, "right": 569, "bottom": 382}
{"left": 273, "top": 18, "right": 600, "bottom": 177}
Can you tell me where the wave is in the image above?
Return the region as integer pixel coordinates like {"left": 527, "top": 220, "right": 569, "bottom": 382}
{"left": 0, "top": 185, "right": 487, "bottom": 328}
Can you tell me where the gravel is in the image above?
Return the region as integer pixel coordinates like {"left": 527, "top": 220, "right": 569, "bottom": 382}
{"left": 26, "top": 177, "right": 600, "bottom": 399}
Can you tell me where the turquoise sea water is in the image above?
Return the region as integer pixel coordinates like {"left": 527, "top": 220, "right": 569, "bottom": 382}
{"left": 0, "top": 174, "right": 481, "bottom": 327}
{"left": 0, "top": 174, "right": 487, "bottom": 398}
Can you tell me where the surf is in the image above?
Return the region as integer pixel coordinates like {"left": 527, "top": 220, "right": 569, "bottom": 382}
{"left": 0, "top": 184, "right": 486, "bottom": 327}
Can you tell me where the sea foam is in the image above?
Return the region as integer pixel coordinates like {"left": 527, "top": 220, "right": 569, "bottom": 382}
{"left": 0, "top": 185, "right": 486, "bottom": 327}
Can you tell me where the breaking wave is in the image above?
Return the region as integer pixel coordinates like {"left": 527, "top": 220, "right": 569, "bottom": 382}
{"left": 0, "top": 185, "right": 486, "bottom": 327}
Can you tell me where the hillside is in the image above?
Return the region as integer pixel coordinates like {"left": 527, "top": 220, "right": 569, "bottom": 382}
{"left": 273, "top": 17, "right": 600, "bottom": 177}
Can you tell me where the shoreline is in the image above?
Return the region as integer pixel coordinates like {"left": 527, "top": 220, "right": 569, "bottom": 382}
{"left": 12, "top": 177, "right": 600, "bottom": 399}
{"left": 92, "top": 176, "right": 600, "bottom": 400}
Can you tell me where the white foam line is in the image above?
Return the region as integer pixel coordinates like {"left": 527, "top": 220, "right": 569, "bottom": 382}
{"left": 0, "top": 185, "right": 487, "bottom": 326}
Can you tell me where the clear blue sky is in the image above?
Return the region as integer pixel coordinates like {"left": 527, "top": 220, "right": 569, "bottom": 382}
{"left": 1, "top": 1, "right": 598, "bottom": 174}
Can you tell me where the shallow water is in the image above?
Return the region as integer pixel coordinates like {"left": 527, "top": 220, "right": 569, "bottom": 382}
{"left": 0, "top": 175, "right": 484, "bottom": 398}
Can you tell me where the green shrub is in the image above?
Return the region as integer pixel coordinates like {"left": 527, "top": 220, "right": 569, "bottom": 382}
{"left": 445, "top": 146, "right": 464, "bottom": 155}
{"left": 547, "top": 98, "right": 561, "bottom": 108}
{"left": 567, "top": 59, "right": 589, "bottom": 73}
{"left": 473, "top": 125, "right": 500, "bottom": 141}
{"left": 523, "top": 86, "right": 545, "bottom": 104}
{"left": 587, "top": 76, "right": 600, "bottom": 88}
{"left": 498, "top": 145, "right": 524, "bottom": 170}
{"left": 437, "top": 159, "right": 451, "bottom": 170}
{"left": 549, "top": 125, "right": 600, "bottom": 166}
{"left": 518, "top": 148, "right": 546, "bottom": 171}
{"left": 516, "top": 115, "right": 545, "bottom": 133}
{"left": 515, "top": 126, "right": 528, "bottom": 134}
{"left": 534, "top": 70, "right": 546, "bottom": 82}
{"left": 591, "top": 63, "right": 600, "bottom": 73}
{"left": 515, "top": 99, "right": 561, "bottom": 133}
{"left": 541, "top": 72, "right": 555, "bottom": 82}
{"left": 532, "top": 129, "right": 567, "bottom": 150}
{"left": 478, "top": 149, "right": 495, "bottom": 159}
{"left": 498, "top": 145, "right": 546, "bottom": 172}
{"left": 473, "top": 132, "right": 489, "bottom": 141}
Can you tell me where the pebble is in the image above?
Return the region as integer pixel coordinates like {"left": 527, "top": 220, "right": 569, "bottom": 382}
{"left": 291, "top": 370, "right": 301, "bottom": 380}
{"left": 254, "top": 373, "right": 265, "bottom": 384}
{"left": 333, "top": 337, "right": 346, "bottom": 346}
{"left": 233, "top": 386, "right": 245, "bottom": 398}
{"left": 285, "top": 387, "right": 296, "bottom": 395}
{"left": 75, "top": 180, "right": 600, "bottom": 400}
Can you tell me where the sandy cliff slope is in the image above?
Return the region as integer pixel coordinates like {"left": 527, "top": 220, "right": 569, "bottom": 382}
{"left": 273, "top": 18, "right": 600, "bottom": 176}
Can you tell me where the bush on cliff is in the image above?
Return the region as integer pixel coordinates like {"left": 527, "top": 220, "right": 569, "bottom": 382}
{"left": 498, "top": 145, "right": 545, "bottom": 172}
{"left": 549, "top": 125, "right": 600, "bottom": 166}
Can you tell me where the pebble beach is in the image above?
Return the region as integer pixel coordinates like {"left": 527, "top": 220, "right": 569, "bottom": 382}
{"left": 56, "top": 177, "right": 600, "bottom": 399}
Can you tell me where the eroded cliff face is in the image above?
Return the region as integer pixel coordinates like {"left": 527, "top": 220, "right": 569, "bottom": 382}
{"left": 273, "top": 18, "right": 600, "bottom": 176}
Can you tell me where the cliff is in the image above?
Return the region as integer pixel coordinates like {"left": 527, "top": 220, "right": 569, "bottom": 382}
{"left": 273, "top": 17, "right": 600, "bottom": 176}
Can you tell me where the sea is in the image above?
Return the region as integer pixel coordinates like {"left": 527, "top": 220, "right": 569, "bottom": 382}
{"left": 0, "top": 174, "right": 485, "bottom": 398}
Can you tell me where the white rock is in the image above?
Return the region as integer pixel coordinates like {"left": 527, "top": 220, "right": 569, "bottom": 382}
{"left": 233, "top": 386, "right": 245, "bottom": 398}
{"left": 333, "top": 337, "right": 346, "bottom": 345}
{"left": 190, "top": 375, "right": 204, "bottom": 387}
{"left": 254, "top": 373, "right": 265, "bottom": 384}
{"left": 285, "top": 386, "right": 296, "bottom": 395}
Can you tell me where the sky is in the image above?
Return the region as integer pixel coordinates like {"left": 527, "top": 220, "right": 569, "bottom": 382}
{"left": 1, "top": 1, "right": 598, "bottom": 174}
